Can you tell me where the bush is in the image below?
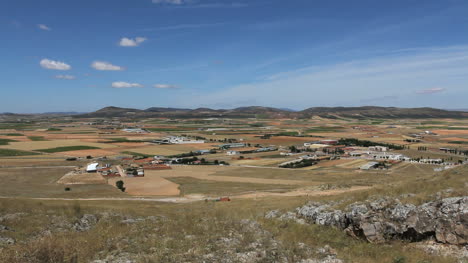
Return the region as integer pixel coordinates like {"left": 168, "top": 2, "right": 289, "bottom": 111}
{"left": 116, "top": 180, "right": 126, "bottom": 192}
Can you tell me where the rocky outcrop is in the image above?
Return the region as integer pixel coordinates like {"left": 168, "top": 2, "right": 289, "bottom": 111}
{"left": 73, "top": 214, "right": 98, "bottom": 232}
{"left": 296, "top": 197, "right": 467, "bottom": 245}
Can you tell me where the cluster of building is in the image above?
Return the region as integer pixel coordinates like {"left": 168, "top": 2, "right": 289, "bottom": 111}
{"left": 153, "top": 136, "right": 205, "bottom": 144}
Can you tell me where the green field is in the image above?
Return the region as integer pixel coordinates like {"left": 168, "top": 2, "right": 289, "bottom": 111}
{"left": 1, "top": 133, "right": 24, "bottom": 136}
{"left": 305, "top": 126, "right": 345, "bottom": 133}
{"left": 27, "top": 136, "right": 47, "bottom": 141}
{"left": 0, "top": 138, "right": 18, "bottom": 145}
{"left": 448, "top": 141, "right": 468, "bottom": 145}
{"left": 46, "top": 127, "right": 63, "bottom": 131}
{"left": 36, "top": 146, "right": 101, "bottom": 153}
{"left": 0, "top": 149, "right": 41, "bottom": 157}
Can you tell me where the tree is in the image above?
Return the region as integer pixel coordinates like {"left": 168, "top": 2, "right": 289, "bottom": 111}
{"left": 214, "top": 160, "right": 219, "bottom": 165}
{"left": 116, "top": 180, "right": 126, "bottom": 192}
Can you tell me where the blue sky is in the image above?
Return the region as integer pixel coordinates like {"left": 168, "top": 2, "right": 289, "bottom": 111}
{"left": 1, "top": 0, "right": 468, "bottom": 112}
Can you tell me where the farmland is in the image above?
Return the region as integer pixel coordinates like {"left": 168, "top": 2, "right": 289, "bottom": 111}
{"left": 0, "top": 112, "right": 466, "bottom": 262}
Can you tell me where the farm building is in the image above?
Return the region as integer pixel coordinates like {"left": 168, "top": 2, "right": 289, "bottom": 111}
{"left": 219, "top": 143, "right": 246, "bottom": 149}
{"left": 122, "top": 128, "right": 148, "bottom": 133}
{"left": 86, "top": 163, "right": 99, "bottom": 173}
{"left": 226, "top": 150, "right": 239, "bottom": 156}
{"left": 157, "top": 136, "right": 205, "bottom": 144}
{"left": 196, "top": 149, "right": 212, "bottom": 154}
{"left": 369, "top": 146, "right": 388, "bottom": 152}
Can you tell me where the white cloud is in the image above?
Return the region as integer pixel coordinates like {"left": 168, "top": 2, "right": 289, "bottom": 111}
{"left": 111, "top": 82, "right": 143, "bottom": 88}
{"left": 38, "top": 24, "right": 51, "bottom": 31}
{"left": 153, "top": 84, "right": 179, "bottom": 89}
{"left": 40, "top": 59, "right": 71, "bottom": 70}
{"left": 119, "top": 37, "right": 147, "bottom": 47}
{"left": 55, "top": 75, "right": 76, "bottom": 80}
{"left": 152, "top": 0, "right": 184, "bottom": 4}
{"left": 91, "top": 61, "right": 124, "bottom": 71}
{"left": 416, "top": 88, "right": 446, "bottom": 94}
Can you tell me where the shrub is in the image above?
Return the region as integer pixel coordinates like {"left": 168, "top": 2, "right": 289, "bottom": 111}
{"left": 116, "top": 180, "right": 126, "bottom": 192}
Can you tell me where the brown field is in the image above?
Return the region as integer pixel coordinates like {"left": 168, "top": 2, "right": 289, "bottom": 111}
{"left": 154, "top": 166, "right": 313, "bottom": 185}
{"left": 432, "top": 129, "right": 468, "bottom": 135}
{"left": 441, "top": 137, "right": 468, "bottom": 142}
{"left": 315, "top": 159, "right": 356, "bottom": 167}
{"left": 107, "top": 174, "right": 180, "bottom": 196}
{"left": 58, "top": 172, "right": 107, "bottom": 184}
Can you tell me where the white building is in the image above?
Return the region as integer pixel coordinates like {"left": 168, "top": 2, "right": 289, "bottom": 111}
{"left": 157, "top": 136, "right": 205, "bottom": 144}
{"left": 86, "top": 163, "right": 99, "bottom": 172}
{"left": 122, "top": 128, "right": 148, "bottom": 133}
{"left": 226, "top": 150, "right": 239, "bottom": 156}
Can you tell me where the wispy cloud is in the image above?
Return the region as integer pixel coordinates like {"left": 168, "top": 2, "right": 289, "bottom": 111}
{"left": 111, "top": 82, "right": 143, "bottom": 88}
{"left": 153, "top": 84, "right": 179, "bottom": 89}
{"left": 38, "top": 24, "right": 51, "bottom": 31}
{"left": 55, "top": 75, "right": 76, "bottom": 80}
{"left": 119, "top": 37, "right": 147, "bottom": 47}
{"left": 151, "top": 0, "right": 248, "bottom": 8}
{"left": 416, "top": 88, "right": 446, "bottom": 94}
{"left": 182, "top": 46, "right": 468, "bottom": 108}
{"left": 141, "top": 22, "right": 226, "bottom": 31}
{"left": 91, "top": 61, "right": 124, "bottom": 71}
{"left": 173, "top": 2, "right": 248, "bottom": 8}
{"left": 152, "top": 0, "right": 185, "bottom": 4}
{"left": 40, "top": 59, "right": 71, "bottom": 70}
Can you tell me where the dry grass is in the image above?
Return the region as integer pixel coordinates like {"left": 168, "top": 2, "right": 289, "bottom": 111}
{"left": 168, "top": 176, "right": 298, "bottom": 196}
{"left": 0, "top": 167, "right": 124, "bottom": 198}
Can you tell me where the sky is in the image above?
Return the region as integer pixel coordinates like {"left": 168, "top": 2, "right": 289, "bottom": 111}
{"left": 1, "top": 0, "right": 468, "bottom": 113}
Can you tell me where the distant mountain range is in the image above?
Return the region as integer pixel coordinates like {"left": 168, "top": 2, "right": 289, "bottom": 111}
{"left": 71, "top": 106, "right": 468, "bottom": 119}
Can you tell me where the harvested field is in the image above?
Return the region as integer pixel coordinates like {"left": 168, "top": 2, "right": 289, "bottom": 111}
{"left": 58, "top": 171, "right": 107, "bottom": 184}
{"left": 107, "top": 173, "right": 180, "bottom": 196}
{"left": 432, "top": 129, "right": 468, "bottom": 135}
{"left": 441, "top": 137, "right": 468, "bottom": 142}
{"left": 0, "top": 167, "right": 123, "bottom": 198}
{"left": 168, "top": 177, "right": 297, "bottom": 196}
{"left": 335, "top": 159, "right": 369, "bottom": 168}
{"left": 315, "top": 159, "right": 356, "bottom": 168}
{"left": 151, "top": 166, "right": 314, "bottom": 186}
{"left": 229, "top": 158, "right": 288, "bottom": 167}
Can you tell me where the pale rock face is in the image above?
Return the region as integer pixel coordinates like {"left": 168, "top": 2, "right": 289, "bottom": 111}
{"left": 296, "top": 197, "right": 468, "bottom": 245}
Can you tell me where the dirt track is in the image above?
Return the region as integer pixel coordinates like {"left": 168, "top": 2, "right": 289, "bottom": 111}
{"left": 0, "top": 185, "right": 371, "bottom": 203}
